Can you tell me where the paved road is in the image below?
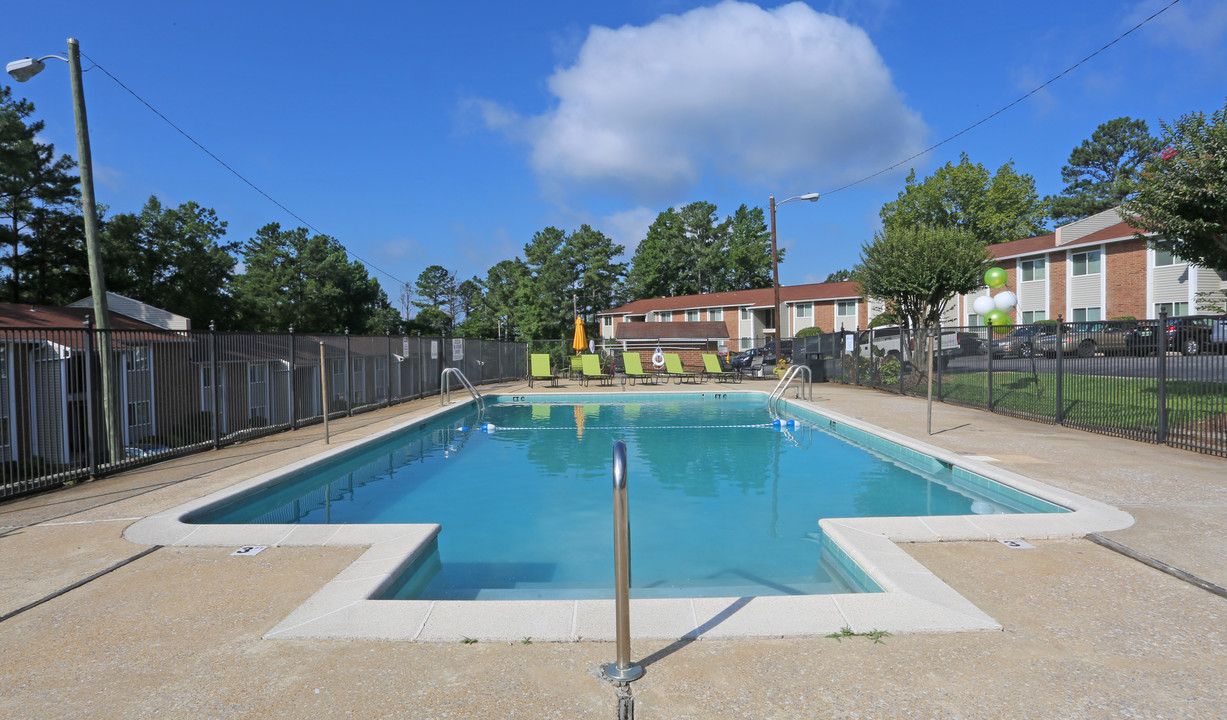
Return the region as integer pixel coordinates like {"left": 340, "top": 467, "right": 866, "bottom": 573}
{"left": 946, "top": 351, "right": 1227, "bottom": 382}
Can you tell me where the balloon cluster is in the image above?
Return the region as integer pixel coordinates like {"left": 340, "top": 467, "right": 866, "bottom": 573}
{"left": 973, "top": 267, "right": 1015, "bottom": 335}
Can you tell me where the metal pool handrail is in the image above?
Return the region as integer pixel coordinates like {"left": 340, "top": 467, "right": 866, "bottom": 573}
{"left": 604, "top": 440, "right": 643, "bottom": 683}
{"left": 440, "top": 367, "right": 485, "bottom": 413}
{"left": 768, "top": 364, "right": 811, "bottom": 413}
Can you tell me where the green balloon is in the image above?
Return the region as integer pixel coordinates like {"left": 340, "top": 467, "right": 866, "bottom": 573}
{"left": 984, "top": 266, "right": 1008, "bottom": 289}
{"left": 985, "top": 309, "right": 1012, "bottom": 334}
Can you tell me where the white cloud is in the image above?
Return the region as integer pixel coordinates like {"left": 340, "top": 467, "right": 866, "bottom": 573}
{"left": 1126, "top": 0, "right": 1227, "bottom": 57}
{"left": 479, "top": 1, "right": 927, "bottom": 203}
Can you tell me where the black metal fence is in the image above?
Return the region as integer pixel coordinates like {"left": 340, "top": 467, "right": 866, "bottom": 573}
{"left": 807, "top": 312, "right": 1227, "bottom": 458}
{"left": 0, "top": 327, "right": 527, "bottom": 500}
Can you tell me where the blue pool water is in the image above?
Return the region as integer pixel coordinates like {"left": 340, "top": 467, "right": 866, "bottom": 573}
{"left": 193, "top": 394, "right": 1065, "bottom": 600}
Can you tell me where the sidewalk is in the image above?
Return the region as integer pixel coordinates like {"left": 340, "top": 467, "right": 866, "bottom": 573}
{"left": 1, "top": 382, "right": 1223, "bottom": 719}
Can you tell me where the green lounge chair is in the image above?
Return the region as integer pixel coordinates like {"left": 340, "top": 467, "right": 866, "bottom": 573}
{"left": 702, "top": 353, "right": 742, "bottom": 383}
{"left": 663, "top": 353, "right": 703, "bottom": 384}
{"left": 622, "top": 352, "right": 661, "bottom": 385}
{"left": 569, "top": 355, "right": 584, "bottom": 379}
{"left": 528, "top": 353, "right": 560, "bottom": 387}
{"left": 580, "top": 353, "right": 613, "bottom": 386}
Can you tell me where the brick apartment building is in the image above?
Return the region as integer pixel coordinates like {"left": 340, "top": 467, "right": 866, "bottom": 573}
{"left": 599, "top": 208, "right": 1227, "bottom": 352}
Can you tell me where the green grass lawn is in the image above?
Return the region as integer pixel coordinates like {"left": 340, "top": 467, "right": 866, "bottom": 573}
{"left": 916, "top": 370, "right": 1227, "bottom": 431}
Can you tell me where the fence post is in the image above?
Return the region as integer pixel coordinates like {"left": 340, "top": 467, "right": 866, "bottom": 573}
{"left": 289, "top": 325, "right": 297, "bottom": 430}
{"left": 386, "top": 330, "right": 393, "bottom": 408}
{"left": 209, "top": 322, "right": 220, "bottom": 449}
{"left": 417, "top": 334, "right": 423, "bottom": 400}
{"left": 898, "top": 327, "right": 905, "bottom": 395}
{"left": 1156, "top": 306, "right": 1168, "bottom": 443}
{"left": 83, "top": 317, "right": 98, "bottom": 478}
{"left": 345, "top": 328, "right": 353, "bottom": 417}
{"left": 1055, "top": 315, "right": 1065, "bottom": 425}
{"left": 986, "top": 320, "right": 994, "bottom": 411}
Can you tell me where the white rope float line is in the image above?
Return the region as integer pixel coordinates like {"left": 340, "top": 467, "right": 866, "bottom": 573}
{"left": 477, "top": 421, "right": 802, "bottom": 432}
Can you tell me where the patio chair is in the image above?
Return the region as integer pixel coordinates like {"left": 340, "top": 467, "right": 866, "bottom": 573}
{"left": 701, "top": 353, "right": 742, "bottom": 384}
{"left": 622, "top": 352, "right": 661, "bottom": 385}
{"left": 746, "top": 355, "right": 764, "bottom": 377}
{"left": 569, "top": 355, "right": 584, "bottom": 379}
{"left": 663, "top": 353, "right": 703, "bottom": 384}
{"left": 580, "top": 353, "right": 614, "bottom": 386}
{"left": 528, "top": 353, "right": 560, "bottom": 387}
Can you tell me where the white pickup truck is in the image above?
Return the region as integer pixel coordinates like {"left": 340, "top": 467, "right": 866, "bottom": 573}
{"left": 856, "top": 325, "right": 969, "bottom": 369}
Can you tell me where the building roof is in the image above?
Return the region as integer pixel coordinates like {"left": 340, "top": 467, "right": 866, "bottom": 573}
{"left": 613, "top": 321, "right": 730, "bottom": 341}
{"left": 0, "top": 303, "right": 169, "bottom": 331}
{"left": 601, "top": 281, "right": 863, "bottom": 316}
{"left": 989, "top": 221, "right": 1150, "bottom": 261}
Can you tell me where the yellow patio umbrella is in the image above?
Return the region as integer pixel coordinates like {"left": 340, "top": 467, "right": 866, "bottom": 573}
{"left": 572, "top": 316, "right": 587, "bottom": 355}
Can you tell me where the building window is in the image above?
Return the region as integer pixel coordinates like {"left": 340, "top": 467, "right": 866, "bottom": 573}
{"left": 1154, "top": 302, "right": 1189, "bottom": 317}
{"left": 1072, "top": 307, "right": 1102, "bottom": 322}
{"left": 968, "top": 314, "right": 982, "bottom": 327}
{"left": 1072, "top": 250, "right": 1101, "bottom": 276}
{"left": 1022, "top": 311, "right": 1047, "bottom": 323}
{"left": 658, "top": 311, "right": 672, "bottom": 322}
{"left": 740, "top": 336, "right": 752, "bottom": 350}
{"left": 835, "top": 300, "right": 856, "bottom": 316}
{"left": 685, "top": 310, "right": 699, "bottom": 322}
{"left": 795, "top": 303, "right": 812, "bottom": 318}
{"left": 603, "top": 316, "right": 612, "bottom": 327}
{"left": 740, "top": 308, "right": 751, "bottom": 321}
{"left": 1021, "top": 259, "right": 1046, "bottom": 282}
{"left": 708, "top": 308, "right": 723, "bottom": 321}
{"left": 1153, "top": 248, "right": 1185, "bottom": 267}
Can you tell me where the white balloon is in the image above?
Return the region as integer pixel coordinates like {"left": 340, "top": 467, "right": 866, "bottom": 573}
{"left": 972, "top": 295, "right": 995, "bottom": 315}
{"left": 993, "top": 290, "right": 1018, "bottom": 311}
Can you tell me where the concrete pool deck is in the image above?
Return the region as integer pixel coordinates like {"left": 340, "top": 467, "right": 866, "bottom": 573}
{"left": 1, "top": 380, "right": 1224, "bottom": 718}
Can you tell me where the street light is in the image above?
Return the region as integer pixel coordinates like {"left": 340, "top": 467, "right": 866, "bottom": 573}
{"left": 8, "top": 38, "right": 122, "bottom": 462}
{"left": 769, "top": 192, "right": 820, "bottom": 338}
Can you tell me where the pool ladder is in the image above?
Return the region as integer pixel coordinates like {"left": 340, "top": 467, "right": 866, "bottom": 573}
{"left": 768, "top": 364, "right": 812, "bottom": 414}
{"left": 440, "top": 368, "right": 485, "bottom": 413}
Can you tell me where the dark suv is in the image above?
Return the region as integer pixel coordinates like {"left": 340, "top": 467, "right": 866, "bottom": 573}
{"left": 1125, "top": 315, "right": 1224, "bottom": 356}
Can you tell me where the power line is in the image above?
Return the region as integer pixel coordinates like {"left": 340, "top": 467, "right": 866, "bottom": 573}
{"left": 822, "top": 0, "right": 1185, "bottom": 197}
{"left": 80, "top": 51, "right": 410, "bottom": 289}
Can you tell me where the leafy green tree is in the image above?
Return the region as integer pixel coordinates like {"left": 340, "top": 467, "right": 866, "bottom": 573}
{"left": 471, "top": 259, "right": 529, "bottom": 339}
{"left": 564, "top": 224, "right": 626, "bottom": 319}
{"left": 231, "top": 223, "right": 398, "bottom": 333}
{"left": 102, "top": 196, "right": 237, "bottom": 327}
{"left": 852, "top": 225, "right": 990, "bottom": 372}
{"left": 626, "top": 208, "right": 687, "bottom": 299}
{"left": 824, "top": 269, "right": 854, "bottom": 283}
{"left": 1048, "top": 117, "right": 1160, "bottom": 224}
{"left": 627, "top": 201, "right": 775, "bottom": 299}
{"left": 20, "top": 206, "right": 88, "bottom": 304}
{"left": 412, "top": 265, "right": 458, "bottom": 332}
{"left": 0, "top": 85, "right": 81, "bottom": 303}
{"left": 1123, "top": 99, "right": 1227, "bottom": 272}
{"left": 880, "top": 153, "right": 1048, "bottom": 245}
{"left": 718, "top": 204, "right": 775, "bottom": 292}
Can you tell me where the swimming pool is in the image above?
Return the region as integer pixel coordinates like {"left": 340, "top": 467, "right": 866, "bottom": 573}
{"left": 190, "top": 394, "right": 1065, "bottom": 601}
{"left": 126, "top": 388, "right": 1133, "bottom": 641}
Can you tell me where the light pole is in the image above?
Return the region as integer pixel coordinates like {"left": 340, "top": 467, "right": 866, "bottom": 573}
{"left": 769, "top": 193, "right": 820, "bottom": 339}
{"left": 8, "top": 38, "right": 122, "bottom": 462}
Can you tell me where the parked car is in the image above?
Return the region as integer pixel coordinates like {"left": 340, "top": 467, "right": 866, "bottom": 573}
{"left": 730, "top": 346, "right": 774, "bottom": 370}
{"left": 990, "top": 325, "right": 1054, "bottom": 358}
{"left": 1125, "top": 315, "right": 1226, "bottom": 356}
{"left": 857, "top": 325, "right": 962, "bottom": 369}
{"left": 955, "top": 330, "right": 988, "bottom": 356}
{"left": 1034, "top": 321, "right": 1134, "bottom": 358}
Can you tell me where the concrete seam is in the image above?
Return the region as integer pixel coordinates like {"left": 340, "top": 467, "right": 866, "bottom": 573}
{"left": 412, "top": 601, "right": 436, "bottom": 641}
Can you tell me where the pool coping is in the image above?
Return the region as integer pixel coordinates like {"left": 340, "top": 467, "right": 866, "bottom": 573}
{"left": 124, "top": 391, "right": 1134, "bottom": 642}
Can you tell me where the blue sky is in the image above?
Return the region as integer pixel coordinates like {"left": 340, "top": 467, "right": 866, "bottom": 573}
{"left": 4, "top": 1, "right": 1225, "bottom": 308}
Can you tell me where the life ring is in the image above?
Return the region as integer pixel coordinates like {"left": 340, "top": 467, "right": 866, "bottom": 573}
{"left": 651, "top": 347, "right": 666, "bottom": 368}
